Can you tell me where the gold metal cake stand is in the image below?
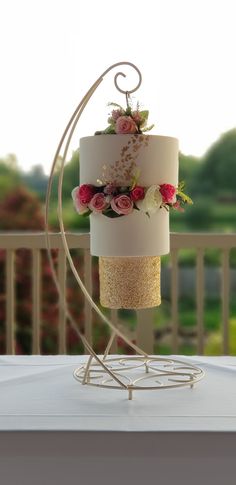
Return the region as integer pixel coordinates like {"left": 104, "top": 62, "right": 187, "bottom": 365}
{"left": 45, "top": 61, "right": 205, "bottom": 400}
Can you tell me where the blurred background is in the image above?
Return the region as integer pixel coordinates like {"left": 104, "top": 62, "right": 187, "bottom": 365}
{"left": 0, "top": 0, "right": 236, "bottom": 355}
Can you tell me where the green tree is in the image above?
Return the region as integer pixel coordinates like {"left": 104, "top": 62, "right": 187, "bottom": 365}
{"left": 179, "top": 153, "right": 200, "bottom": 184}
{"left": 22, "top": 164, "right": 48, "bottom": 201}
{"left": 0, "top": 155, "right": 21, "bottom": 199}
{"left": 51, "top": 150, "right": 80, "bottom": 201}
{"left": 199, "top": 128, "right": 236, "bottom": 197}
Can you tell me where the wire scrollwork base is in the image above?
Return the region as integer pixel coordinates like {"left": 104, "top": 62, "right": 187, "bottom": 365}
{"left": 73, "top": 356, "right": 205, "bottom": 400}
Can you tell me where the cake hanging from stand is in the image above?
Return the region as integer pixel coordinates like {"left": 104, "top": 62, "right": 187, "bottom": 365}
{"left": 46, "top": 61, "right": 204, "bottom": 399}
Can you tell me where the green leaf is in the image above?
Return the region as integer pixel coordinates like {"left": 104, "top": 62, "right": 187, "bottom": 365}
{"left": 178, "top": 180, "right": 186, "bottom": 191}
{"left": 162, "top": 204, "right": 170, "bottom": 212}
{"left": 125, "top": 106, "right": 132, "bottom": 116}
{"left": 142, "top": 124, "right": 155, "bottom": 132}
{"left": 107, "top": 102, "right": 124, "bottom": 110}
{"left": 81, "top": 209, "right": 92, "bottom": 217}
{"left": 103, "top": 209, "right": 123, "bottom": 218}
{"left": 139, "top": 110, "right": 149, "bottom": 127}
{"left": 130, "top": 168, "right": 141, "bottom": 190}
{"left": 107, "top": 117, "right": 115, "bottom": 125}
{"left": 177, "top": 190, "right": 193, "bottom": 205}
{"left": 104, "top": 125, "right": 116, "bottom": 134}
{"left": 140, "top": 110, "right": 149, "bottom": 121}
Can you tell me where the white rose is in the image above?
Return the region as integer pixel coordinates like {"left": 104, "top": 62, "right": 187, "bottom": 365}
{"left": 136, "top": 185, "right": 162, "bottom": 214}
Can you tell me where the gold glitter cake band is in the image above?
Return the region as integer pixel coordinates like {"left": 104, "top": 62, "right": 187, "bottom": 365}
{"left": 99, "top": 256, "right": 161, "bottom": 309}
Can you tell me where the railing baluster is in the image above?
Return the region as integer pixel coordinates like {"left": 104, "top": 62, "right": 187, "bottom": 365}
{"left": 196, "top": 248, "right": 204, "bottom": 355}
{"left": 6, "top": 250, "right": 15, "bottom": 354}
{"left": 32, "top": 249, "right": 41, "bottom": 354}
{"left": 222, "top": 249, "right": 230, "bottom": 355}
{"left": 171, "top": 250, "right": 179, "bottom": 353}
{"left": 84, "top": 249, "right": 93, "bottom": 349}
{"left": 137, "top": 308, "right": 154, "bottom": 354}
{"left": 58, "top": 249, "right": 67, "bottom": 354}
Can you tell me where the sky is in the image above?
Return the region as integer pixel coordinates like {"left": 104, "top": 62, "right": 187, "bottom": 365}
{"left": 0, "top": 0, "right": 236, "bottom": 174}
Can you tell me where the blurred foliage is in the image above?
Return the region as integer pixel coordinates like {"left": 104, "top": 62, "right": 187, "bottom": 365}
{"left": 0, "top": 186, "right": 44, "bottom": 230}
{"left": 205, "top": 319, "right": 236, "bottom": 355}
{"left": 200, "top": 128, "right": 236, "bottom": 196}
{"left": 50, "top": 150, "right": 80, "bottom": 201}
{"left": 178, "top": 152, "right": 200, "bottom": 193}
{"left": 184, "top": 198, "right": 214, "bottom": 230}
{"left": 0, "top": 154, "right": 21, "bottom": 199}
{"left": 22, "top": 164, "right": 48, "bottom": 201}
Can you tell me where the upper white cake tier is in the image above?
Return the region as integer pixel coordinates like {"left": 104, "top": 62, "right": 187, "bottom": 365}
{"left": 80, "top": 134, "right": 178, "bottom": 187}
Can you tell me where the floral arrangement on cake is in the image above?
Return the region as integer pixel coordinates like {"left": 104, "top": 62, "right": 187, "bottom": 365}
{"left": 72, "top": 180, "right": 192, "bottom": 218}
{"left": 95, "top": 101, "right": 154, "bottom": 135}
{"left": 72, "top": 100, "right": 193, "bottom": 218}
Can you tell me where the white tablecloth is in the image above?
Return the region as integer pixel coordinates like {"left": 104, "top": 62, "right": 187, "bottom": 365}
{"left": 0, "top": 355, "right": 236, "bottom": 485}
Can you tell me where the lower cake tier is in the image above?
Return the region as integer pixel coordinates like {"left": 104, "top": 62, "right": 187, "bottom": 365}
{"left": 99, "top": 256, "right": 161, "bottom": 309}
{"left": 90, "top": 209, "right": 169, "bottom": 257}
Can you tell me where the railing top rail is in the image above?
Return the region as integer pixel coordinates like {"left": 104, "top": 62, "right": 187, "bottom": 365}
{"left": 170, "top": 232, "right": 236, "bottom": 249}
{"left": 0, "top": 232, "right": 90, "bottom": 249}
{"left": 0, "top": 231, "right": 236, "bottom": 250}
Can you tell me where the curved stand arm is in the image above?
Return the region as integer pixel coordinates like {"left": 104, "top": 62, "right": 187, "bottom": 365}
{"left": 45, "top": 62, "right": 147, "bottom": 390}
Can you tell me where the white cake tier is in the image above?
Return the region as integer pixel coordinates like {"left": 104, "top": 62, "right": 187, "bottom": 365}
{"left": 90, "top": 210, "right": 169, "bottom": 257}
{"left": 80, "top": 134, "right": 178, "bottom": 186}
{"left": 79, "top": 134, "right": 178, "bottom": 257}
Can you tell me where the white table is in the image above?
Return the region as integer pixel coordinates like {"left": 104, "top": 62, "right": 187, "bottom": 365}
{"left": 0, "top": 355, "right": 236, "bottom": 485}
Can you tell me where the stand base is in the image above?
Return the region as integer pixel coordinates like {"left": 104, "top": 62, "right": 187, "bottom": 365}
{"left": 73, "top": 356, "right": 205, "bottom": 400}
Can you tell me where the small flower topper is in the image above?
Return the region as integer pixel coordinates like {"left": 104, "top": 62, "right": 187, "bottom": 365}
{"left": 72, "top": 181, "right": 193, "bottom": 218}
{"left": 95, "top": 100, "right": 154, "bottom": 136}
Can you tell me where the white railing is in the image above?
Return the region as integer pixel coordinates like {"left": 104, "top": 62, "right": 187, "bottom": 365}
{"left": 0, "top": 232, "right": 235, "bottom": 355}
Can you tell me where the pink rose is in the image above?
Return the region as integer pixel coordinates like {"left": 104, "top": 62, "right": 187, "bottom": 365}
{"left": 88, "top": 193, "right": 109, "bottom": 213}
{"left": 130, "top": 186, "right": 145, "bottom": 201}
{"left": 78, "top": 184, "right": 96, "bottom": 204}
{"left": 104, "top": 184, "right": 117, "bottom": 195}
{"left": 132, "top": 111, "right": 142, "bottom": 124}
{"left": 115, "top": 116, "right": 138, "bottom": 134}
{"left": 111, "top": 194, "right": 133, "bottom": 215}
{"left": 111, "top": 109, "right": 123, "bottom": 121}
{"left": 159, "top": 184, "right": 176, "bottom": 204}
{"left": 173, "top": 200, "right": 185, "bottom": 212}
{"left": 72, "top": 187, "right": 89, "bottom": 214}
